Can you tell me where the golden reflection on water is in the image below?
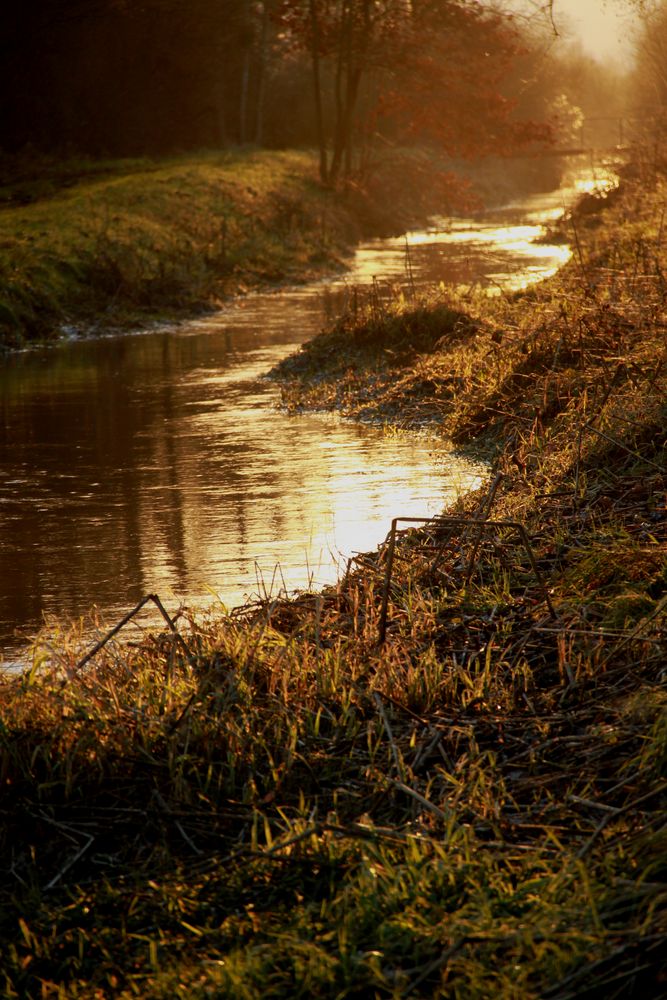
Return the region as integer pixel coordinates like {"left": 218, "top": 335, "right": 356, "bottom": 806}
{"left": 438, "top": 224, "right": 544, "bottom": 244}
{"left": 352, "top": 221, "right": 572, "bottom": 294}
{"left": 0, "top": 320, "right": 484, "bottom": 668}
{"left": 0, "top": 158, "right": 616, "bottom": 667}
{"left": 131, "top": 396, "right": 485, "bottom": 611}
{"left": 351, "top": 159, "right": 617, "bottom": 294}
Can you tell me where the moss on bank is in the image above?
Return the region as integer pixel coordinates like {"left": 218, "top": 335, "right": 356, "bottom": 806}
{"left": 0, "top": 159, "right": 665, "bottom": 997}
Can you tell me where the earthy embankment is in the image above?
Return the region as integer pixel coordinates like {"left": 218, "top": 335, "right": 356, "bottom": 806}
{"left": 0, "top": 159, "right": 665, "bottom": 997}
{"left": 0, "top": 147, "right": 559, "bottom": 349}
{"left": 0, "top": 149, "right": 363, "bottom": 348}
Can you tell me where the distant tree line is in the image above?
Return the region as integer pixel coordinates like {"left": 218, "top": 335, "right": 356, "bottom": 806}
{"left": 0, "top": 0, "right": 631, "bottom": 170}
{"left": 1, "top": 0, "right": 272, "bottom": 155}
{"left": 630, "top": 0, "right": 667, "bottom": 135}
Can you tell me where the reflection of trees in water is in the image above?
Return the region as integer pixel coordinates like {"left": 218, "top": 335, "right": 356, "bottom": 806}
{"left": 0, "top": 333, "right": 208, "bottom": 643}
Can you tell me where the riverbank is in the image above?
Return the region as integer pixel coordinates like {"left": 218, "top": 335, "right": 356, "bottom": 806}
{"left": 0, "top": 149, "right": 353, "bottom": 348}
{"left": 0, "top": 159, "right": 665, "bottom": 997}
{"left": 0, "top": 147, "right": 563, "bottom": 349}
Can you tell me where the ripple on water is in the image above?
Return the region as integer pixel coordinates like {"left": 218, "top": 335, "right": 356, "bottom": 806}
{"left": 0, "top": 158, "right": 615, "bottom": 667}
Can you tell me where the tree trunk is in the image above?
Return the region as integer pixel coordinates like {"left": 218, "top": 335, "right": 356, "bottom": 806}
{"left": 329, "top": 64, "right": 362, "bottom": 184}
{"left": 240, "top": 49, "right": 251, "bottom": 143}
{"left": 329, "top": 0, "right": 351, "bottom": 185}
{"left": 254, "top": 2, "right": 269, "bottom": 145}
{"left": 329, "top": 0, "right": 371, "bottom": 185}
{"left": 308, "top": 0, "right": 329, "bottom": 183}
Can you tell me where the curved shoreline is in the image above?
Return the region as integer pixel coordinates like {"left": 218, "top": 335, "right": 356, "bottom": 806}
{"left": 0, "top": 157, "right": 665, "bottom": 996}
{"left": 0, "top": 148, "right": 568, "bottom": 351}
{"left": 0, "top": 150, "right": 358, "bottom": 350}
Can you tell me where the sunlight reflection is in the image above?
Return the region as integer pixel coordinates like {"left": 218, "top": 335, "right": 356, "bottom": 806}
{"left": 1, "top": 158, "right": 618, "bottom": 668}
{"left": 439, "top": 224, "right": 543, "bottom": 245}
{"left": 345, "top": 159, "right": 614, "bottom": 296}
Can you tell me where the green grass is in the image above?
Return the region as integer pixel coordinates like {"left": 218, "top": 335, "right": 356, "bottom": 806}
{"left": 1, "top": 155, "right": 666, "bottom": 997}
{"left": 0, "top": 149, "right": 357, "bottom": 347}
{"left": 1, "top": 531, "right": 665, "bottom": 996}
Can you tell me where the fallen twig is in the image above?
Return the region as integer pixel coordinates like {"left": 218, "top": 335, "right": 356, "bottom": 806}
{"left": 71, "top": 593, "right": 195, "bottom": 676}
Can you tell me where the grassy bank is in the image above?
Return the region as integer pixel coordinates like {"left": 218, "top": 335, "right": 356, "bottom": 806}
{"left": 0, "top": 149, "right": 361, "bottom": 348}
{"left": 1, "top": 161, "right": 666, "bottom": 997}
{"left": 0, "top": 146, "right": 565, "bottom": 350}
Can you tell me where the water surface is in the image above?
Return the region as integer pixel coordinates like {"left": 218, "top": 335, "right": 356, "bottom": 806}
{"left": 0, "top": 158, "right": 616, "bottom": 665}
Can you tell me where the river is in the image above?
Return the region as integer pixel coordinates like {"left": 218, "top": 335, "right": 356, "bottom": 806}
{"left": 0, "top": 157, "right": 616, "bottom": 668}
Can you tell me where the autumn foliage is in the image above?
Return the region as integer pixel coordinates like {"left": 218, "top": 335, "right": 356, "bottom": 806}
{"left": 277, "top": 0, "right": 554, "bottom": 184}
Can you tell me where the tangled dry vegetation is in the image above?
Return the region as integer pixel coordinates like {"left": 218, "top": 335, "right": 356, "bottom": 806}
{"left": 1, "top": 163, "right": 666, "bottom": 998}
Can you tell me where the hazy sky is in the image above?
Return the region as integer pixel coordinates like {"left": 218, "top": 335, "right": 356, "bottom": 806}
{"left": 550, "top": 0, "right": 637, "bottom": 65}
